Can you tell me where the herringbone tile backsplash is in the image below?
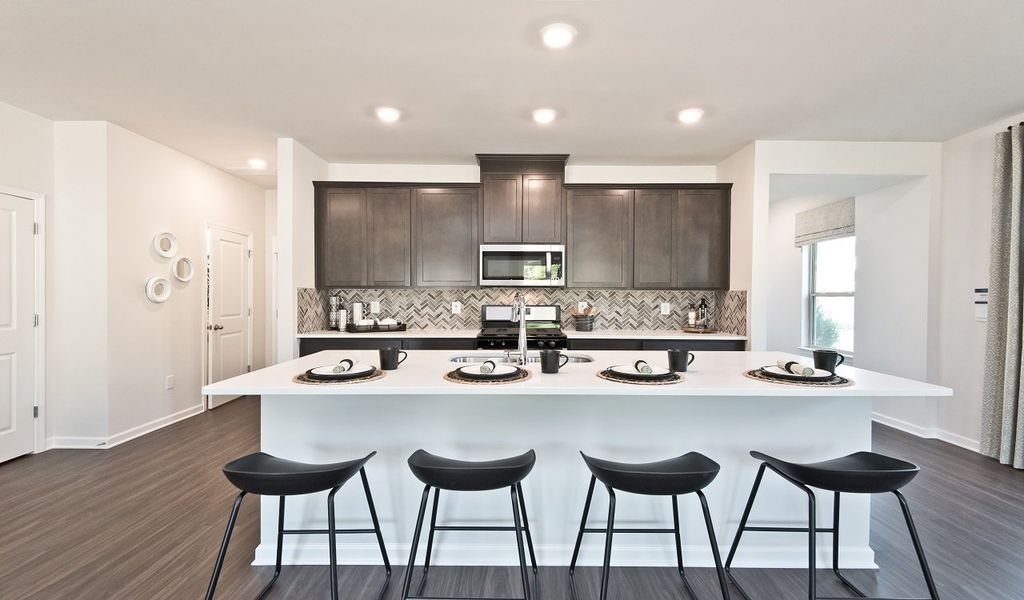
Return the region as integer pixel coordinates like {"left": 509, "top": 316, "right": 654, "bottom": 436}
{"left": 297, "top": 287, "right": 748, "bottom": 336}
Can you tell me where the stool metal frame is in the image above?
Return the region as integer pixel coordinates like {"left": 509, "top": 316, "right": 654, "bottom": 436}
{"left": 568, "top": 475, "right": 731, "bottom": 600}
{"left": 724, "top": 462, "right": 940, "bottom": 600}
{"left": 401, "top": 482, "right": 538, "bottom": 600}
{"left": 205, "top": 467, "right": 391, "bottom": 600}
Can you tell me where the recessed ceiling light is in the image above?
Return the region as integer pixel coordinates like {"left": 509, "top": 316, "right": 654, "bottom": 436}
{"left": 375, "top": 106, "right": 402, "bottom": 123}
{"left": 677, "top": 108, "right": 705, "bottom": 125}
{"left": 532, "top": 108, "right": 558, "bottom": 124}
{"left": 540, "top": 23, "right": 577, "bottom": 49}
{"left": 247, "top": 158, "right": 267, "bottom": 170}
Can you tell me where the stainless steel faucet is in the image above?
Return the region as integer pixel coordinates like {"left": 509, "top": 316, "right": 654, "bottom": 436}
{"left": 511, "top": 292, "right": 528, "bottom": 365}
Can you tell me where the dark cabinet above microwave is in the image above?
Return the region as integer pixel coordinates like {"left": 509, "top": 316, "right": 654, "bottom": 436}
{"left": 478, "top": 154, "right": 567, "bottom": 244}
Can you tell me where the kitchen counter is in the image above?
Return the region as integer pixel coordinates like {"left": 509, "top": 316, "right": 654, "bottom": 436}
{"left": 296, "top": 328, "right": 747, "bottom": 341}
{"left": 202, "top": 350, "right": 950, "bottom": 571}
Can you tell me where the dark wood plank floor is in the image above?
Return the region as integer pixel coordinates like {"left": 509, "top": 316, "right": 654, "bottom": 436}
{"left": 1, "top": 396, "right": 1021, "bottom": 599}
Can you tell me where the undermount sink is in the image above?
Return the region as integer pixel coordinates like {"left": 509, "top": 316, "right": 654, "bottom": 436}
{"left": 448, "top": 351, "right": 594, "bottom": 364}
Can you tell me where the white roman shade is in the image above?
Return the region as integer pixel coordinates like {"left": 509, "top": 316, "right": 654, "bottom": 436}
{"left": 794, "top": 197, "right": 855, "bottom": 246}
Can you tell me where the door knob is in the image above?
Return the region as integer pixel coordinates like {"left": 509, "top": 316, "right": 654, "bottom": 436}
{"left": 212, "top": 324, "right": 224, "bottom": 330}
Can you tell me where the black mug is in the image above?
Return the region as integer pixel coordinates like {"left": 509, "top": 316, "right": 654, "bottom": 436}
{"left": 667, "top": 349, "right": 696, "bottom": 373}
{"left": 813, "top": 349, "right": 845, "bottom": 373}
{"left": 379, "top": 347, "right": 408, "bottom": 370}
{"left": 540, "top": 349, "right": 569, "bottom": 374}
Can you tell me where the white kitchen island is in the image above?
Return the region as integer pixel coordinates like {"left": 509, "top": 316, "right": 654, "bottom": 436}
{"left": 202, "top": 350, "right": 951, "bottom": 571}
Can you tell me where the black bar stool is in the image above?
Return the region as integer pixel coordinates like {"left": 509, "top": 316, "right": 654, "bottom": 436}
{"left": 205, "top": 451, "right": 391, "bottom": 600}
{"left": 401, "top": 449, "right": 538, "bottom": 600}
{"left": 725, "top": 450, "right": 940, "bottom": 600}
{"left": 568, "top": 452, "right": 731, "bottom": 600}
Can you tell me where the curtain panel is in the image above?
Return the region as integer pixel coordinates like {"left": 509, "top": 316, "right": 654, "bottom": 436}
{"left": 981, "top": 124, "right": 1024, "bottom": 468}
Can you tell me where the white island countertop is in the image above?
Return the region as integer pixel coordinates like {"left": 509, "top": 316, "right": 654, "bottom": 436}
{"left": 296, "top": 328, "right": 747, "bottom": 341}
{"left": 203, "top": 350, "right": 950, "bottom": 398}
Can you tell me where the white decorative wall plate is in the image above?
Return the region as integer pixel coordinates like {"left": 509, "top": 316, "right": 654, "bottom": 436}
{"left": 153, "top": 232, "right": 178, "bottom": 258}
{"left": 146, "top": 276, "right": 171, "bottom": 303}
{"left": 172, "top": 257, "right": 194, "bottom": 282}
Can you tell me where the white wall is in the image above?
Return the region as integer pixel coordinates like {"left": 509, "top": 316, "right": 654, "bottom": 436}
{"left": 50, "top": 122, "right": 110, "bottom": 443}
{"left": 717, "top": 143, "right": 756, "bottom": 332}
{"left": 104, "top": 123, "right": 267, "bottom": 439}
{"left": 856, "top": 178, "right": 935, "bottom": 432}
{"left": 764, "top": 195, "right": 841, "bottom": 353}
{"left": 265, "top": 189, "right": 277, "bottom": 367}
{"left": 276, "top": 139, "right": 327, "bottom": 361}
{"left": 565, "top": 165, "right": 716, "bottom": 183}
{"left": 934, "top": 109, "right": 1024, "bottom": 450}
{"left": 0, "top": 101, "right": 53, "bottom": 197}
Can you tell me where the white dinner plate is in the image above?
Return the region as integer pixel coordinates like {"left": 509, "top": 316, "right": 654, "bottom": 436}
{"left": 457, "top": 364, "right": 519, "bottom": 379}
{"left": 760, "top": 365, "right": 834, "bottom": 380}
{"left": 608, "top": 364, "right": 673, "bottom": 378}
{"left": 309, "top": 363, "right": 376, "bottom": 377}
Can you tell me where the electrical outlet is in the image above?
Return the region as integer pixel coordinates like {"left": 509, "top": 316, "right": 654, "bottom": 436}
{"left": 165, "top": 375, "right": 175, "bottom": 390}
{"left": 452, "top": 301, "right": 462, "bottom": 315}
{"left": 660, "top": 302, "right": 672, "bottom": 316}
{"left": 369, "top": 300, "right": 381, "bottom": 314}
{"left": 577, "top": 301, "right": 588, "bottom": 313}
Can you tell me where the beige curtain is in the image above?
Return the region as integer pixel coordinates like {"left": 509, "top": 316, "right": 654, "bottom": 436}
{"left": 981, "top": 125, "right": 1024, "bottom": 467}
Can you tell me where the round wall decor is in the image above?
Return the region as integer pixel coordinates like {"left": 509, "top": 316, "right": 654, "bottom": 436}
{"left": 146, "top": 276, "right": 171, "bottom": 303}
{"left": 153, "top": 232, "right": 178, "bottom": 258}
{"left": 172, "top": 257, "right": 195, "bottom": 282}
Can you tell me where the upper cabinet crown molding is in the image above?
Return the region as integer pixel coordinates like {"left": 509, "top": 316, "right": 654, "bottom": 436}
{"left": 476, "top": 154, "right": 569, "bottom": 174}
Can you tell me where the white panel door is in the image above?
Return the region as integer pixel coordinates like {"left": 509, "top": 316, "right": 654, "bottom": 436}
{"left": 208, "top": 227, "right": 251, "bottom": 401}
{"left": 0, "top": 193, "right": 35, "bottom": 463}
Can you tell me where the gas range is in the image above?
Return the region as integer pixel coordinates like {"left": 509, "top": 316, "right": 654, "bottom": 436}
{"left": 475, "top": 304, "right": 568, "bottom": 350}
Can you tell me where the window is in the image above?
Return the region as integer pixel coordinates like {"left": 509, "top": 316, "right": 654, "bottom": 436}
{"left": 806, "top": 236, "right": 855, "bottom": 353}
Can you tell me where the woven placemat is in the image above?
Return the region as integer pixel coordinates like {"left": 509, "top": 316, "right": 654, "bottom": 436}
{"left": 443, "top": 367, "right": 532, "bottom": 385}
{"left": 743, "top": 369, "right": 853, "bottom": 387}
{"left": 292, "top": 369, "right": 387, "bottom": 385}
{"left": 597, "top": 369, "right": 684, "bottom": 385}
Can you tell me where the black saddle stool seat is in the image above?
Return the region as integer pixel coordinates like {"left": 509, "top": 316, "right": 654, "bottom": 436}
{"left": 725, "top": 450, "right": 940, "bottom": 600}
{"left": 569, "top": 451, "right": 731, "bottom": 600}
{"left": 205, "top": 451, "right": 391, "bottom": 600}
{"left": 401, "top": 449, "right": 538, "bottom": 600}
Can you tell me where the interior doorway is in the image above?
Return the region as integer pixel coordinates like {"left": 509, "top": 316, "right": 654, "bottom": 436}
{"left": 204, "top": 223, "right": 253, "bottom": 409}
{"left": 0, "top": 188, "right": 43, "bottom": 463}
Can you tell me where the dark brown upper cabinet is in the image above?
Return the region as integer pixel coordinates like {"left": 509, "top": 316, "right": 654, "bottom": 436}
{"left": 632, "top": 187, "right": 730, "bottom": 290}
{"left": 632, "top": 189, "right": 677, "bottom": 289}
{"left": 315, "top": 188, "right": 368, "bottom": 288}
{"left": 478, "top": 154, "right": 567, "bottom": 244}
{"left": 315, "top": 186, "right": 413, "bottom": 288}
{"left": 676, "top": 188, "right": 730, "bottom": 289}
{"left": 566, "top": 189, "right": 634, "bottom": 288}
{"left": 413, "top": 187, "right": 480, "bottom": 287}
{"left": 366, "top": 187, "right": 412, "bottom": 287}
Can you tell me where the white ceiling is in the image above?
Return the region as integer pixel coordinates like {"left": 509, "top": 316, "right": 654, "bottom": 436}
{"left": 2, "top": 1, "right": 1023, "bottom": 188}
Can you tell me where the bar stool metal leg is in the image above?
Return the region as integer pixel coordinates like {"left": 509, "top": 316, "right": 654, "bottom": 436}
{"left": 327, "top": 485, "right": 342, "bottom": 600}
{"left": 420, "top": 487, "right": 441, "bottom": 594}
{"left": 254, "top": 496, "right": 286, "bottom": 600}
{"left": 725, "top": 463, "right": 766, "bottom": 576}
{"left": 516, "top": 482, "right": 539, "bottom": 573}
{"left": 205, "top": 491, "right": 247, "bottom": 600}
{"left": 697, "top": 490, "right": 731, "bottom": 600}
{"left": 895, "top": 491, "right": 941, "bottom": 600}
{"left": 568, "top": 476, "right": 597, "bottom": 577}
{"left": 401, "top": 485, "right": 431, "bottom": 600}
{"left": 805, "top": 485, "right": 817, "bottom": 600}
{"left": 361, "top": 467, "right": 393, "bottom": 578}
{"left": 599, "top": 486, "right": 616, "bottom": 600}
{"left": 510, "top": 485, "right": 533, "bottom": 600}
{"left": 672, "top": 495, "right": 699, "bottom": 599}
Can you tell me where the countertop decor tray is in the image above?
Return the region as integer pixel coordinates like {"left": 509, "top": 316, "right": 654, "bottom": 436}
{"left": 344, "top": 323, "right": 407, "bottom": 333}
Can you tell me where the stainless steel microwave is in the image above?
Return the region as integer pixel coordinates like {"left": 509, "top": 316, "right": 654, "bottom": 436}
{"left": 479, "top": 244, "right": 565, "bottom": 287}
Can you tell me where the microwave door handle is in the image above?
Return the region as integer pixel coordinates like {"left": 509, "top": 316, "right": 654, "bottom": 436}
{"left": 546, "top": 252, "right": 552, "bottom": 281}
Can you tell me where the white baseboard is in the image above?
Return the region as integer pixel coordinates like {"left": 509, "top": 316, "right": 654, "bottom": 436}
{"left": 207, "top": 394, "right": 242, "bottom": 409}
{"left": 44, "top": 436, "right": 108, "bottom": 450}
{"left": 46, "top": 403, "right": 205, "bottom": 450}
{"left": 872, "top": 412, "right": 980, "bottom": 453}
{"left": 253, "top": 541, "right": 877, "bottom": 570}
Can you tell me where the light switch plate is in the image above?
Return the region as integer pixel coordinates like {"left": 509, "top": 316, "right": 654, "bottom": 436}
{"left": 452, "top": 301, "right": 462, "bottom": 315}
{"left": 660, "top": 302, "right": 672, "bottom": 316}
{"left": 577, "top": 301, "right": 588, "bottom": 313}
{"left": 165, "top": 375, "right": 175, "bottom": 390}
{"left": 369, "top": 301, "right": 381, "bottom": 314}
